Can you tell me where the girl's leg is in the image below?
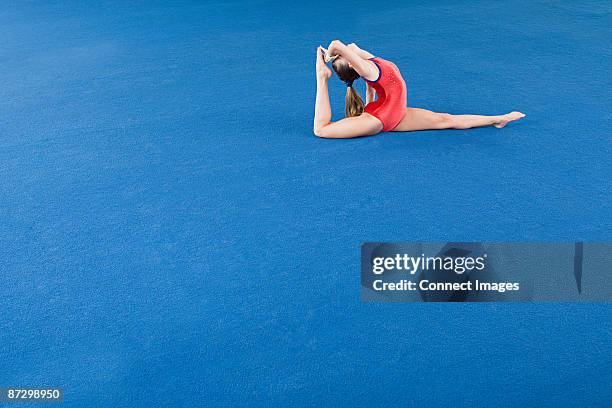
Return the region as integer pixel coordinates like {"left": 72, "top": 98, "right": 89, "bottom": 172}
{"left": 313, "top": 75, "right": 333, "bottom": 134}
{"left": 313, "top": 53, "right": 383, "bottom": 139}
{"left": 314, "top": 114, "right": 383, "bottom": 139}
{"left": 392, "top": 108, "right": 525, "bottom": 132}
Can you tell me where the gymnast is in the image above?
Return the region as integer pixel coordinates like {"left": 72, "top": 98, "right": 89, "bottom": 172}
{"left": 314, "top": 40, "right": 525, "bottom": 138}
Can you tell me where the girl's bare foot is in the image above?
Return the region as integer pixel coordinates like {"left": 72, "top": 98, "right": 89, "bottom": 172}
{"left": 316, "top": 46, "right": 332, "bottom": 80}
{"left": 495, "top": 111, "right": 526, "bottom": 128}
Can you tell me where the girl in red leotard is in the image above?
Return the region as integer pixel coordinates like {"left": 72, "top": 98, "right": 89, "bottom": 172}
{"left": 314, "top": 40, "right": 525, "bottom": 138}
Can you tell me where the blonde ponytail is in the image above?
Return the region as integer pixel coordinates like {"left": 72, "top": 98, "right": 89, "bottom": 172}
{"left": 345, "top": 85, "right": 365, "bottom": 117}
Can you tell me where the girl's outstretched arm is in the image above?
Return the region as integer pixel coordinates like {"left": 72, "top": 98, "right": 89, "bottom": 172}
{"left": 346, "top": 43, "right": 375, "bottom": 59}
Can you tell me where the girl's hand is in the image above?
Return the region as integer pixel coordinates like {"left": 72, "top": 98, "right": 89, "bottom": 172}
{"left": 316, "top": 46, "right": 332, "bottom": 80}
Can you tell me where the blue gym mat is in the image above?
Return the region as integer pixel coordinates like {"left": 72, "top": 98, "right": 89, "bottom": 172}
{"left": 1, "top": 1, "right": 611, "bottom": 406}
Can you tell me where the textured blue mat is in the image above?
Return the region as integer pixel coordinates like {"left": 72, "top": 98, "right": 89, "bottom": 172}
{"left": 1, "top": 1, "right": 611, "bottom": 406}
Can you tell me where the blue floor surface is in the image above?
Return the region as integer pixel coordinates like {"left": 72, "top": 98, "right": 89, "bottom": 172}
{"left": 1, "top": 1, "right": 611, "bottom": 406}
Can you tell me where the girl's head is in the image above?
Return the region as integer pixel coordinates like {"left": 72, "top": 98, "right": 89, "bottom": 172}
{"left": 332, "top": 58, "right": 364, "bottom": 118}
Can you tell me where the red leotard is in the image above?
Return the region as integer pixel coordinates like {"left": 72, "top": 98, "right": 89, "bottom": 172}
{"left": 364, "top": 57, "right": 407, "bottom": 131}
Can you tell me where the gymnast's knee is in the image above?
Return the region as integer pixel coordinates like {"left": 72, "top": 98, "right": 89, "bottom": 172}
{"left": 434, "top": 113, "right": 454, "bottom": 129}
{"left": 314, "top": 125, "right": 331, "bottom": 138}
